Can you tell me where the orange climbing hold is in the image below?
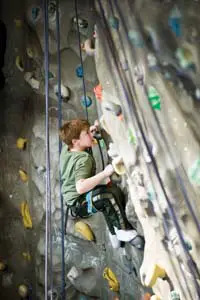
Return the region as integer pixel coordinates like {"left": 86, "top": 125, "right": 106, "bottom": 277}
{"left": 94, "top": 84, "right": 103, "bottom": 101}
{"left": 142, "top": 293, "right": 152, "bottom": 300}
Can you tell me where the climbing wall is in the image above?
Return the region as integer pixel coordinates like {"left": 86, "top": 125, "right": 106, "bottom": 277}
{"left": 26, "top": 0, "right": 147, "bottom": 299}
{"left": 94, "top": 0, "right": 200, "bottom": 299}
{"left": 1, "top": 0, "right": 200, "bottom": 299}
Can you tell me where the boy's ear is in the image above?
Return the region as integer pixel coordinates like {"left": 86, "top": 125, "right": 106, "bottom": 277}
{"left": 72, "top": 138, "right": 78, "bottom": 146}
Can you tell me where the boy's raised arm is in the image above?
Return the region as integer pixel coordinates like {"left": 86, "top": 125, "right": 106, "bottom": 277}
{"left": 76, "top": 164, "right": 114, "bottom": 194}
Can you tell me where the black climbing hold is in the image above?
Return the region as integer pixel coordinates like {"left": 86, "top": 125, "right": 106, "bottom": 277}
{"left": 129, "top": 235, "right": 145, "bottom": 250}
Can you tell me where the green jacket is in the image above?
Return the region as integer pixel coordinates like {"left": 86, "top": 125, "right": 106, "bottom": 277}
{"left": 60, "top": 146, "right": 95, "bottom": 206}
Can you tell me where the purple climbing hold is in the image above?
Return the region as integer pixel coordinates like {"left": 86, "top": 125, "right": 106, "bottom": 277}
{"left": 120, "top": 59, "right": 129, "bottom": 71}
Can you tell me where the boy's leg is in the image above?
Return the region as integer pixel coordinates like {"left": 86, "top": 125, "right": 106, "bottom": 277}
{"left": 92, "top": 184, "right": 132, "bottom": 232}
{"left": 91, "top": 185, "right": 135, "bottom": 237}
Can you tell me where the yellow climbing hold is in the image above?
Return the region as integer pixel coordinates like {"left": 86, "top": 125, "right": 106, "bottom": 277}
{"left": 74, "top": 221, "right": 94, "bottom": 241}
{"left": 21, "top": 201, "right": 32, "bottom": 229}
{"left": 0, "top": 261, "right": 6, "bottom": 271}
{"left": 16, "top": 137, "right": 27, "bottom": 150}
{"left": 150, "top": 296, "right": 161, "bottom": 300}
{"left": 22, "top": 252, "right": 31, "bottom": 261}
{"left": 14, "top": 19, "right": 23, "bottom": 28}
{"left": 19, "top": 169, "right": 28, "bottom": 182}
{"left": 18, "top": 284, "right": 29, "bottom": 298}
{"left": 103, "top": 267, "right": 120, "bottom": 292}
{"left": 112, "top": 156, "right": 126, "bottom": 175}
{"left": 16, "top": 56, "right": 24, "bottom": 72}
{"left": 92, "top": 138, "right": 98, "bottom": 145}
{"left": 26, "top": 47, "right": 33, "bottom": 58}
{"left": 145, "top": 264, "right": 166, "bottom": 287}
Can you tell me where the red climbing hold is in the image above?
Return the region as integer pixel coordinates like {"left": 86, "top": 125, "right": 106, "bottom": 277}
{"left": 94, "top": 84, "right": 103, "bottom": 101}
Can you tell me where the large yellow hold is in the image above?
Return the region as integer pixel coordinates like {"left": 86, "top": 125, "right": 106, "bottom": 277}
{"left": 103, "top": 267, "right": 120, "bottom": 292}
{"left": 19, "top": 169, "right": 28, "bottom": 182}
{"left": 74, "top": 221, "right": 94, "bottom": 241}
{"left": 145, "top": 264, "right": 167, "bottom": 287}
{"left": 21, "top": 201, "right": 32, "bottom": 229}
{"left": 16, "top": 137, "right": 27, "bottom": 150}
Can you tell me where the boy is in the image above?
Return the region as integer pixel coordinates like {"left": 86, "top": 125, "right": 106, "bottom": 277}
{"left": 60, "top": 119, "right": 143, "bottom": 249}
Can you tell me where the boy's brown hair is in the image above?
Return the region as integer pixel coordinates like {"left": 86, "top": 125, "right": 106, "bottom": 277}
{"left": 59, "top": 119, "right": 90, "bottom": 149}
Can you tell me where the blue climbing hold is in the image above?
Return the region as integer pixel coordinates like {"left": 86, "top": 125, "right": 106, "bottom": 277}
{"left": 79, "top": 295, "right": 88, "bottom": 300}
{"left": 170, "top": 291, "right": 180, "bottom": 300}
{"left": 76, "top": 65, "right": 83, "bottom": 78}
{"left": 81, "top": 96, "right": 92, "bottom": 108}
{"left": 168, "top": 6, "right": 182, "bottom": 37}
{"left": 184, "top": 240, "right": 192, "bottom": 251}
{"left": 109, "top": 16, "right": 119, "bottom": 30}
{"left": 32, "top": 7, "right": 40, "bottom": 21}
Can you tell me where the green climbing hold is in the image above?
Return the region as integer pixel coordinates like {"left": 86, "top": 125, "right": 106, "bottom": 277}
{"left": 188, "top": 158, "right": 200, "bottom": 186}
{"left": 175, "top": 48, "right": 195, "bottom": 70}
{"left": 147, "top": 186, "right": 156, "bottom": 202}
{"left": 148, "top": 86, "right": 161, "bottom": 110}
{"left": 170, "top": 291, "right": 180, "bottom": 300}
{"left": 100, "top": 139, "right": 105, "bottom": 149}
{"left": 32, "top": 7, "right": 40, "bottom": 21}
{"left": 48, "top": 71, "right": 54, "bottom": 79}
{"left": 128, "top": 128, "right": 136, "bottom": 145}
{"left": 109, "top": 16, "right": 119, "bottom": 30}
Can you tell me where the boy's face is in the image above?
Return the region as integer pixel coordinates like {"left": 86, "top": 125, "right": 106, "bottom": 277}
{"left": 75, "top": 128, "right": 93, "bottom": 150}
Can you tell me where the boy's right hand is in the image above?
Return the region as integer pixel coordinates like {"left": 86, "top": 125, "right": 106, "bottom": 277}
{"left": 103, "top": 164, "right": 114, "bottom": 177}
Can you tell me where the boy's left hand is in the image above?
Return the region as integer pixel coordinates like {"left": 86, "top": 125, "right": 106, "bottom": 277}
{"left": 90, "top": 120, "right": 99, "bottom": 136}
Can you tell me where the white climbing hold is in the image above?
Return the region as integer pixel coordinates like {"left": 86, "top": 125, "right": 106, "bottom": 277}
{"left": 83, "top": 39, "right": 95, "bottom": 56}
{"left": 107, "top": 142, "right": 119, "bottom": 158}
{"left": 99, "top": 115, "right": 110, "bottom": 135}
{"left": 53, "top": 84, "right": 70, "bottom": 100}
{"left": 67, "top": 266, "right": 83, "bottom": 282}
{"left": 195, "top": 88, "right": 200, "bottom": 100}
{"left": 24, "top": 72, "right": 40, "bottom": 90}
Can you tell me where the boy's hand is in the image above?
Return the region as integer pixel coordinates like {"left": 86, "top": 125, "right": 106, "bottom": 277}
{"left": 103, "top": 164, "right": 114, "bottom": 177}
{"left": 90, "top": 120, "right": 99, "bottom": 136}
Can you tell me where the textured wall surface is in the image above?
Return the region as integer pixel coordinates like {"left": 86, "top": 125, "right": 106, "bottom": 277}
{"left": 0, "top": 0, "right": 200, "bottom": 299}
{"left": 94, "top": 1, "right": 200, "bottom": 299}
